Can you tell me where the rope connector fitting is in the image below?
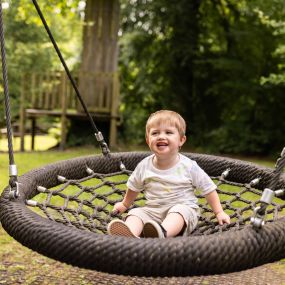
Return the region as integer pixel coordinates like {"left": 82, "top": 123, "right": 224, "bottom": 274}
{"left": 37, "top": 186, "right": 48, "bottom": 193}
{"left": 251, "top": 188, "right": 275, "bottom": 229}
{"left": 221, "top": 168, "right": 230, "bottom": 179}
{"left": 250, "top": 206, "right": 265, "bottom": 228}
{"left": 9, "top": 181, "right": 19, "bottom": 200}
{"left": 95, "top": 131, "right": 104, "bottom": 142}
{"left": 250, "top": 177, "right": 260, "bottom": 187}
{"left": 8, "top": 165, "right": 19, "bottom": 199}
{"left": 95, "top": 132, "right": 110, "bottom": 156}
{"left": 119, "top": 161, "right": 126, "bottom": 171}
{"left": 275, "top": 189, "right": 285, "bottom": 197}
{"left": 9, "top": 164, "right": 18, "bottom": 176}
{"left": 260, "top": 188, "right": 275, "bottom": 204}
{"left": 86, "top": 167, "right": 95, "bottom": 175}
{"left": 57, "top": 175, "right": 67, "bottom": 183}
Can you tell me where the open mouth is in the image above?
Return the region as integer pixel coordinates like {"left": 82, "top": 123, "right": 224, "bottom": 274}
{"left": 157, "top": 142, "right": 168, "bottom": 147}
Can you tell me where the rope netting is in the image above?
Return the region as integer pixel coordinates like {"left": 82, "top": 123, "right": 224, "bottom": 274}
{"left": 26, "top": 165, "right": 285, "bottom": 236}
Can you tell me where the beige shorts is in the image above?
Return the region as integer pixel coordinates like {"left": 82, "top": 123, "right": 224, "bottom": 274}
{"left": 127, "top": 204, "right": 199, "bottom": 236}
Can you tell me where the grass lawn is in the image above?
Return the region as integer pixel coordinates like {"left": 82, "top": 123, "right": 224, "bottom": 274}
{"left": 0, "top": 135, "right": 101, "bottom": 192}
{"left": 0, "top": 135, "right": 58, "bottom": 152}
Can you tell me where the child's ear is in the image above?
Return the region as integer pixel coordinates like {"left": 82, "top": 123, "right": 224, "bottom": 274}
{"left": 145, "top": 135, "right": 150, "bottom": 146}
{"left": 180, "top": 135, "right": 187, "bottom": 147}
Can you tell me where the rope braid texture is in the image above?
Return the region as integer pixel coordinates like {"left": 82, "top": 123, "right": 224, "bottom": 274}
{"left": 1, "top": 152, "right": 285, "bottom": 276}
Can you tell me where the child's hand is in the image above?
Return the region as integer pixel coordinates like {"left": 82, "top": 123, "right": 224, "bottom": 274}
{"left": 216, "top": 211, "right": 230, "bottom": 225}
{"left": 112, "top": 201, "right": 128, "bottom": 214}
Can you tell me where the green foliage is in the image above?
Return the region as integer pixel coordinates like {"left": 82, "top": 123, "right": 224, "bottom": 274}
{"left": 119, "top": 0, "right": 285, "bottom": 155}
{"left": 0, "top": 0, "right": 83, "bottom": 126}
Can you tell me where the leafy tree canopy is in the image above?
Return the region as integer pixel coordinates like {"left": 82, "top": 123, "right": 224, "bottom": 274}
{"left": 119, "top": 0, "right": 285, "bottom": 156}
{"left": 0, "top": 0, "right": 83, "bottom": 125}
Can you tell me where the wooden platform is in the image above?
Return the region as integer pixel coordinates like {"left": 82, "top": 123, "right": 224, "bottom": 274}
{"left": 19, "top": 71, "right": 120, "bottom": 151}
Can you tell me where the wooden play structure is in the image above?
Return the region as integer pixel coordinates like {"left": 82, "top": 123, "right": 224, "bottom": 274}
{"left": 19, "top": 71, "right": 120, "bottom": 151}
{"left": 19, "top": 0, "right": 121, "bottom": 151}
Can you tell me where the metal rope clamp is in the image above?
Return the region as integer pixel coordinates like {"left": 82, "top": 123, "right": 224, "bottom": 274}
{"left": 251, "top": 188, "right": 275, "bottom": 229}
{"left": 95, "top": 132, "right": 110, "bottom": 156}
{"left": 9, "top": 181, "right": 19, "bottom": 200}
{"left": 8, "top": 164, "right": 20, "bottom": 200}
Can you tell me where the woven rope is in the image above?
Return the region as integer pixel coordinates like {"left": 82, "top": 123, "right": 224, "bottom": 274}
{"left": 0, "top": 152, "right": 285, "bottom": 277}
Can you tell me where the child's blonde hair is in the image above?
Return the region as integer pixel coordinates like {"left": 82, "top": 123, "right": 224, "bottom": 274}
{"left": 146, "top": 110, "right": 186, "bottom": 137}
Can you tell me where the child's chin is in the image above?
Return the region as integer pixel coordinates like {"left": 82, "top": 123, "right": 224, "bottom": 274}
{"left": 156, "top": 147, "right": 168, "bottom": 152}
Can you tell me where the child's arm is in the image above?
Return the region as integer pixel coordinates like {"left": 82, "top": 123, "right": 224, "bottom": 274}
{"left": 205, "top": 190, "right": 230, "bottom": 225}
{"left": 113, "top": 189, "right": 139, "bottom": 214}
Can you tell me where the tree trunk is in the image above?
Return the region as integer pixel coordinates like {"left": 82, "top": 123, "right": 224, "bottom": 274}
{"left": 78, "top": 0, "right": 120, "bottom": 112}
{"left": 68, "top": 0, "right": 120, "bottom": 148}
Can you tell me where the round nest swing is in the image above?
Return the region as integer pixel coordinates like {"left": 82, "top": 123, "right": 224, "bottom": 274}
{"left": 1, "top": 151, "right": 285, "bottom": 277}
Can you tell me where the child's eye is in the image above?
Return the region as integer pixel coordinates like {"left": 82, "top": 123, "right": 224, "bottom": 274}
{"left": 166, "top": 131, "right": 173, "bottom": 134}
{"left": 151, "top": 131, "right": 158, "bottom": 135}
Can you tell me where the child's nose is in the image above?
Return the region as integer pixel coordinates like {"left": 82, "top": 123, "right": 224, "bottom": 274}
{"left": 158, "top": 132, "right": 166, "bottom": 139}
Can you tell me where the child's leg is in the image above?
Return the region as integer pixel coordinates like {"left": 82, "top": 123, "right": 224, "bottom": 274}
{"left": 161, "top": 212, "right": 185, "bottom": 237}
{"left": 165, "top": 205, "right": 199, "bottom": 237}
{"left": 125, "top": 215, "right": 144, "bottom": 237}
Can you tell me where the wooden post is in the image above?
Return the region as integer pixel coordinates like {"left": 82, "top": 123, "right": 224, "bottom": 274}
{"left": 109, "top": 72, "right": 119, "bottom": 148}
{"left": 31, "top": 117, "right": 36, "bottom": 151}
{"left": 19, "top": 74, "right": 26, "bottom": 151}
{"left": 60, "top": 72, "right": 67, "bottom": 150}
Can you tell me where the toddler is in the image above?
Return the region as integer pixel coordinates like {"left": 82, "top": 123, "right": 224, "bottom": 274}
{"left": 107, "top": 110, "right": 230, "bottom": 238}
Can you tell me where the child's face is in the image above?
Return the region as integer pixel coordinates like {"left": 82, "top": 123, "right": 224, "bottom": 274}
{"left": 146, "top": 123, "right": 186, "bottom": 157}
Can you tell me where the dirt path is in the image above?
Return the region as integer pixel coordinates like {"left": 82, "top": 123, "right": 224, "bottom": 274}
{"left": 1, "top": 226, "right": 285, "bottom": 285}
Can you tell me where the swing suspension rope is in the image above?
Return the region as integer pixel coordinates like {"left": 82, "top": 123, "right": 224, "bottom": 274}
{"left": 0, "top": 1, "right": 19, "bottom": 199}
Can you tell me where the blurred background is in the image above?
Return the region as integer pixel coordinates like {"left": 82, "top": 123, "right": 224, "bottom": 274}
{"left": 0, "top": 0, "right": 285, "bottom": 156}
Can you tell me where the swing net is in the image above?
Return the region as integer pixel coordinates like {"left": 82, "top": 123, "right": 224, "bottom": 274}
{"left": 24, "top": 153, "right": 285, "bottom": 237}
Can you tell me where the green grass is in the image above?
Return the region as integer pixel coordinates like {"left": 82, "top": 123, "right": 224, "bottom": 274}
{"left": 0, "top": 145, "right": 100, "bottom": 193}
{"left": 0, "top": 135, "right": 58, "bottom": 152}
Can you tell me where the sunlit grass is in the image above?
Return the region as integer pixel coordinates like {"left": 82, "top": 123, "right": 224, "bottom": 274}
{"left": 0, "top": 135, "right": 58, "bottom": 152}
{"left": 0, "top": 144, "right": 99, "bottom": 193}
